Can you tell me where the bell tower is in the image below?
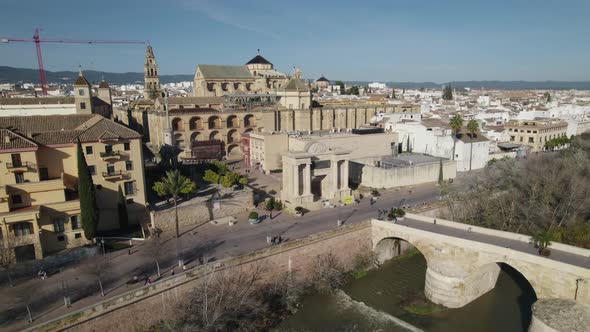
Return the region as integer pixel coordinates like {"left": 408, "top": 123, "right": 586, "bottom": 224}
{"left": 144, "top": 43, "right": 161, "bottom": 100}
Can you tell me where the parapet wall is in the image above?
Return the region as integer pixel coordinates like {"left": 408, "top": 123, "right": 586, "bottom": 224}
{"left": 28, "top": 221, "right": 372, "bottom": 332}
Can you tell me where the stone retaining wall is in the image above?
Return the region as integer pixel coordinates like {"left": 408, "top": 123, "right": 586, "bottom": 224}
{"left": 150, "top": 190, "right": 254, "bottom": 232}
{"left": 28, "top": 221, "right": 372, "bottom": 332}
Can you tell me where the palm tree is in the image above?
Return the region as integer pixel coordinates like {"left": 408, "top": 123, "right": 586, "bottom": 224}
{"left": 449, "top": 115, "right": 464, "bottom": 161}
{"left": 531, "top": 230, "right": 553, "bottom": 256}
{"left": 153, "top": 169, "right": 196, "bottom": 267}
{"left": 466, "top": 119, "right": 479, "bottom": 171}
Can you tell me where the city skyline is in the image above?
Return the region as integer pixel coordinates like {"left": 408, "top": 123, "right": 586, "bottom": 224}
{"left": 1, "top": 0, "right": 590, "bottom": 82}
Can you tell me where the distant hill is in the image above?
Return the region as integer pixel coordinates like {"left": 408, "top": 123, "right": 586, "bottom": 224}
{"left": 347, "top": 80, "right": 590, "bottom": 91}
{"left": 2, "top": 66, "right": 590, "bottom": 90}
{"left": 0, "top": 66, "right": 193, "bottom": 85}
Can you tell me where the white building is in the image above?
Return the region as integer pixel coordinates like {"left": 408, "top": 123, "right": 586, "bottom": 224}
{"left": 368, "top": 82, "right": 387, "bottom": 90}
{"left": 391, "top": 118, "right": 489, "bottom": 172}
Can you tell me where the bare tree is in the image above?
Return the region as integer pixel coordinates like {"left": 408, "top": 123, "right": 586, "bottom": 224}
{"left": 311, "top": 252, "right": 347, "bottom": 291}
{"left": 142, "top": 236, "right": 164, "bottom": 277}
{"left": 80, "top": 256, "right": 112, "bottom": 297}
{"left": 0, "top": 233, "right": 27, "bottom": 287}
{"left": 176, "top": 264, "right": 266, "bottom": 331}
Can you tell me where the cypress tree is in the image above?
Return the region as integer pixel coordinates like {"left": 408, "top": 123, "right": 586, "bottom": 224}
{"left": 77, "top": 140, "right": 99, "bottom": 240}
{"left": 438, "top": 159, "right": 444, "bottom": 184}
{"left": 117, "top": 185, "right": 129, "bottom": 230}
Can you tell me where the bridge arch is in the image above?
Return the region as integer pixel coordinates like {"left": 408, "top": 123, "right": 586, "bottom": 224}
{"left": 374, "top": 236, "right": 426, "bottom": 265}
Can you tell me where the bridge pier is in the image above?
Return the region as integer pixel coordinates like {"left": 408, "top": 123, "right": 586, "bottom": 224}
{"left": 424, "top": 261, "right": 501, "bottom": 308}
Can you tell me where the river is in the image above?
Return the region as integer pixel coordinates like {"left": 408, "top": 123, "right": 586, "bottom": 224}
{"left": 279, "top": 252, "right": 537, "bottom": 332}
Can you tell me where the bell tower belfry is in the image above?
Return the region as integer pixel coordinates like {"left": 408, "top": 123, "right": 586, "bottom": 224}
{"left": 144, "top": 43, "right": 161, "bottom": 100}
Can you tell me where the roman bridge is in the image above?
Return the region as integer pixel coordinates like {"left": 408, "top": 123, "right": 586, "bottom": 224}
{"left": 372, "top": 214, "right": 590, "bottom": 309}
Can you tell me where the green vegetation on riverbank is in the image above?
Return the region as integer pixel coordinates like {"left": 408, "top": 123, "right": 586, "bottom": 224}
{"left": 402, "top": 291, "right": 446, "bottom": 316}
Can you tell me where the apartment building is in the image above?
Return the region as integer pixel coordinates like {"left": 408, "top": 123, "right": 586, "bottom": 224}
{"left": 0, "top": 114, "right": 146, "bottom": 261}
{"left": 505, "top": 119, "right": 568, "bottom": 152}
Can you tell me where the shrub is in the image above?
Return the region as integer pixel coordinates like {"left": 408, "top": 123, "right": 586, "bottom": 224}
{"left": 248, "top": 211, "right": 259, "bottom": 220}
{"left": 396, "top": 208, "right": 406, "bottom": 218}
{"left": 370, "top": 189, "right": 380, "bottom": 196}
{"left": 274, "top": 200, "right": 283, "bottom": 211}
{"left": 294, "top": 206, "right": 303, "bottom": 213}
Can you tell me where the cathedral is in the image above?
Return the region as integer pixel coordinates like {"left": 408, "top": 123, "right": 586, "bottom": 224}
{"left": 120, "top": 45, "right": 413, "bottom": 162}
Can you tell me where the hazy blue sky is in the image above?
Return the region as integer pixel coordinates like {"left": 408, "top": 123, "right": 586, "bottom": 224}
{"left": 1, "top": 0, "right": 589, "bottom": 82}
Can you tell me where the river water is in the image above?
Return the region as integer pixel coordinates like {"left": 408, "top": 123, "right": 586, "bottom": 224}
{"left": 280, "top": 252, "right": 537, "bottom": 332}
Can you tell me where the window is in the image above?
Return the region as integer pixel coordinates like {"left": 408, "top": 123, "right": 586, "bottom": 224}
{"left": 75, "top": 233, "right": 82, "bottom": 239}
{"left": 107, "top": 164, "right": 115, "bottom": 175}
{"left": 124, "top": 142, "right": 130, "bottom": 151}
{"left": 105, "top": 145, "right": 113, "bottom": 153}
{"left": 125, "top": 160, "right": 133, "bottom": 171}
{"left": 88, "top": 165, "right": 96, "bottom": 176}
{"left": 11, "top": 195, "right": 22, "bottom": 204}
{"left": 13, "top": 223, "right": 31, "bottom": 236}
{"left": 15, "top": 172, "right": 24, "bottom": 184}
{"left": 57, "top": 235, "right": 65, "bottom": 242}
{"left": 80, "top": 102, "right": 86, "bottom": 110}
{"left": 124, "top": 181, "right": 135, "bottom": 196}
{"left": 11, "top": 153, "right": 22, "bottom": 167}
{"left": 86, "top": 146, "right": 93, "bottom": 154}
{"left": 78, "top": 89, "right": 85, "bottom": 96}
{"left": 52, "top": 216, "right": 65, "bottom": 233}
{"left": 70, "top": 215, "right": 80, "bottom": 230}
{"left": 528, "top": 137, "right": 534, "bottom": 143}
{"left": 510, "top": 136, "right": 515, "bottom": 141}
{"left": 39, "top": 167, "right": 49, "bottom": 181}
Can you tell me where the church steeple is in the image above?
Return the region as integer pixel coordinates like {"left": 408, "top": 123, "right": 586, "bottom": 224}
{"left": 144, "top": 43, "right": 161, "bottom": 100}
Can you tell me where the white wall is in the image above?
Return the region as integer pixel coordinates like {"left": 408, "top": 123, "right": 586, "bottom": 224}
{"left": 0, "top": 104, "right": 77, "bottom": 116}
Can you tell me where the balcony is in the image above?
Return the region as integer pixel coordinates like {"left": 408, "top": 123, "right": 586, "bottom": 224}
{"left": 102, "top": 170, "right": 128, "bottom": 181}
{"left": 6, "top": 161, "right": 36, "bottom": 172}
{"left": 99, "top": 150, "right": 126, "bottom": 161}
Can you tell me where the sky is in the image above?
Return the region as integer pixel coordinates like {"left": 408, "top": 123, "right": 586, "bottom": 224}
{"left": 1, "top": 0, "right": 589, "bottom": 82}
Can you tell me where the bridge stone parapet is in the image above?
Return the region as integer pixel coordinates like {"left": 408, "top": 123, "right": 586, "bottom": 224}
{"left": 371, "top": 218, "right": 590, "bottom": 309}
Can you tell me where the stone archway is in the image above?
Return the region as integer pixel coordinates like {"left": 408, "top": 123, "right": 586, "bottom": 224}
{"left": 171, "top": 118, "right": 183, "bottom": 131}
{"left": 189, "top": 117, "right": 203, "bottom": 130}
{"left": 208, "top": 116, "right": 221, "bottom": 129}
{"left": 190, "top": 131, "right": 203, "bottom": 142}
{"left": 373, "top": 237, "right": 417, "bottom": 264}
{"left": 244, "top": 114, "right": 256, "bottom": 127}
{"left": 227, "top": 144, "right": 241, "bottom": 159}
{"left": 226, "top": 115, "right": 239, "bottom": 128}
{"left": 209, "top": 130, "right": 221, "bottom": 141}
{"left": 227, "top": 129, "right": 240, "bottom": 144}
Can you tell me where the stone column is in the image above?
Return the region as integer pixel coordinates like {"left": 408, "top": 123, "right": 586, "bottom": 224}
{"left": 293, "top": 163, "right": 300, "bottom": 197}
{"left": 304, "top": 163, "right": 312, "bottom": 195}
{"left": 341, "top": 159, "right": 349, "bottom": 189}
{"left": 331, "top": 159, "right": 340, "bottom": 191}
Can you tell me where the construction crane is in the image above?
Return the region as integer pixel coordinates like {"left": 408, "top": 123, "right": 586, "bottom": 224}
{"left": 1, "top": 28, "right": 145, "bottom": 96}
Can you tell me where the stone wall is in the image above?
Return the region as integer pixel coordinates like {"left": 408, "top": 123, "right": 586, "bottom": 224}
{"left": 351, "top": 158, "right": 456, "bottom": 189}
{"left": 30, "top": 221, "right": 372, "bottom": 332}
{"left": 150, "top": 190, "right": 254, "bottom": 232}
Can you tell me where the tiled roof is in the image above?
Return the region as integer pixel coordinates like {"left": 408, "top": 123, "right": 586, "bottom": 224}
{"left": 98, "top": 80, "right": 110, "bottom": 89}
{"left": 316, "top": 76, "right": 329, "bottom": 82}
{"left": 246, "top": 55, "right": 273, "bottom": 66}
{"left": 0, "top": 114, "right": 140, "bottom": 149}
{"left": 0, "top": 129, "right": 38, "bottom": 150}
{"left": 457, "top": 131, "right": 489, "bottom": 143}
{"left": 168, "top": 96, "right": 225, "bottom": 105}
{"left": 197, "top": 65, "right": 253, "bottom": 79}
{"left": 280, "top": 77, "right": 309, "bottom": 92}
{"left": 0, "top": 97, "right": 75, "bottom": 105}
{"left": 74, "top": 75, "right": 90, "bottom": 86}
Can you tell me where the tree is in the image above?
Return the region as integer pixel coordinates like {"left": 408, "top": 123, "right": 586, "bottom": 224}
{"left": 77, "top": 139, "right": 99, "bottom": 240}
{"left": 442, "top": 84, "right": 453, "bottom": 100}
{"left": 0, "top": 233, "right": 25, "bottom": 287}
{"left": 153, "top": 170, "right": 196, "bottom": 267}
{"left": 265, "top": 197, "right": 275, "bottom": 220}
{"left": 117, "top": 186, "right": 129, "bottom": 230}
{"left": 203, "top": 169, "right": 220, "bottom": 184}
{"left": 532, "top": 230, "right": 553, "bottom": 255}
{"left": 467, "top": 119, "right": 479, "bottom": 171}
{"left": 334, "top": 80, "right": 345, "bottom": 94}
{"left": 543, "top": 92, "right": 551, "bottom": 103}
{"left": 391, "top": 88, "right": 396, "bottom": 99}
{"left": 438, "top": 159, "right": 444, "bottom": 185}
{"left": 311, "top": 252, "right": 346, "bottom": 291}
{"left": 80, "top": 256, "right": 112, "bottom": 297}
{"left": 143, "top": 236, "right": 164, "bottom": 277}
{"left": 406, "top": 136, "right": 412, "bottom": 153}
{"left": 449, "top": 115, "right": 464, "bottom": 161}
{"left": 238, "top": 177, "right": 248, "bottom": 186}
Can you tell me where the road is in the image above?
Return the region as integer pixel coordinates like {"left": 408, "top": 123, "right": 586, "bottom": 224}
{"left": 0, "top": 179, "right": 459, "bottom": 331}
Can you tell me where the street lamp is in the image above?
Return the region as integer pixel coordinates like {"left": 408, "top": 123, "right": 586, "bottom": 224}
{"left": 100, "top": 238, "right": 105, "bottom": 256}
